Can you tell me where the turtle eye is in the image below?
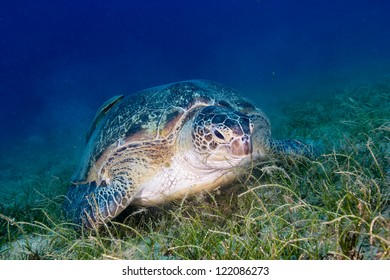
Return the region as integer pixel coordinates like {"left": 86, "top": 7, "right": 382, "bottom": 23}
{"left": 213, "top": 129, "right": 225, "bottom": 141}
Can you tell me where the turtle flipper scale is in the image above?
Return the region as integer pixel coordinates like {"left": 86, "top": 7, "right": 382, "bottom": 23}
{"left": 270, "top": 139, "right": 321, "bottom": 158}
{"left": 63, "top": 181, "right": 132, "bottom": 229}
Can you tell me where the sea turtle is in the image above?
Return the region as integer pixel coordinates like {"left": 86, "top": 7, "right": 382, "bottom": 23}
{"left": 63, "top": 80, "right": 313, "bottom": 229}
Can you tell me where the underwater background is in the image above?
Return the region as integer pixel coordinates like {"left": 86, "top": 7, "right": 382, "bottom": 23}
{"left": 0, "top": 0, "right": 389, "bottom": 259}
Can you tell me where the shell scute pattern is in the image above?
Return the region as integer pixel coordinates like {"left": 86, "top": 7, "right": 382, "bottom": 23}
{"left": 77, "top": 80, "right": 253, "bottom": 182}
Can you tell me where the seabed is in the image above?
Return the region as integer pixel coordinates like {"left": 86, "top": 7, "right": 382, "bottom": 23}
{"left": 0, "top": 79, "right": 389, "bottom": 260}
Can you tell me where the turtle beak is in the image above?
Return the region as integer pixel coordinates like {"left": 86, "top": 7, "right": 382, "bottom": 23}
{"left": 231, "top": 135, "right": 252, "bottom": 156}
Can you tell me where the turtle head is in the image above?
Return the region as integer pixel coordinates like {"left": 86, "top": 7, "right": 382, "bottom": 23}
{"left": 191, "top": 106, "right": 254, "bottom": 161}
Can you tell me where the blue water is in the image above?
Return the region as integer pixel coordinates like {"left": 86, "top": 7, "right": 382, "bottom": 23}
{"left": 0, "top": 0, "right": 390, "bottom": 194}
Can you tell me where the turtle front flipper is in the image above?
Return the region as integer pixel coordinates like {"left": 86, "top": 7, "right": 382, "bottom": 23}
{"left": 63, "top": 181, "right": 133, "bottom": 229}
{"left": 270, "top": 139, "right": 321, "bottom": 158}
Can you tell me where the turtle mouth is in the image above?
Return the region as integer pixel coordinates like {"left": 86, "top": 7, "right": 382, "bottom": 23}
{"left": 231, "top": 135, "right": 252, "bottom": 156}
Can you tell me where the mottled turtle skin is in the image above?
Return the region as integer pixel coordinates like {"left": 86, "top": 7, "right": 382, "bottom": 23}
{"left": 63, "top": 80, "right": 312, "bottom": 229}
